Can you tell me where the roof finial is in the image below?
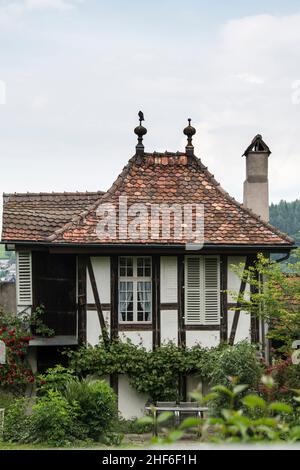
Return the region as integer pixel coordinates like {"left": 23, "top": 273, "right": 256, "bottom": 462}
{"left": 134, "top": 111, "right": 147, "bottom": 156}
{"left": 183, "top": 118, "right": 196, "bottom": 156}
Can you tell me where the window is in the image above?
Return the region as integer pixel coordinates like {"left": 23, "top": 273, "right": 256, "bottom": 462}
{"left": 185, "top": 256, "right": 220, "bottom": 325}
{"left": 119, "top": 257, "right": 152, "bottom": 323}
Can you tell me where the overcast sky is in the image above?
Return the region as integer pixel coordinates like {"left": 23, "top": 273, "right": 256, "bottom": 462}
{"left": 0, "top": 0, "right": 300, "bottom": 218}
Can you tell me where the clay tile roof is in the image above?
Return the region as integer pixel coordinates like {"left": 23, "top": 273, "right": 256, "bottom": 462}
{"left": 37, "top": 152, "right": 293, "bottom": 247}
{"left": 1, "top": 192, "right": 104, "bottom": 242}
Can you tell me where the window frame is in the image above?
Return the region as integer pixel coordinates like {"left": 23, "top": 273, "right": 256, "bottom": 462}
{"left": 118, "top": 256, "right": 152, "bottom": 324}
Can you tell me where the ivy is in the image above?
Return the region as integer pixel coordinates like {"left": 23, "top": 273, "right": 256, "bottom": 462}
{"left": 67, "top": 340, "right": 263, "bottom": 402}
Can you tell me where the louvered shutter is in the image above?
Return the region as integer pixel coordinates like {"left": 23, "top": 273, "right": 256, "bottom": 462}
{"left": 17, "top": 251, "right": 32, "bottom": 306}
{"left": 185, "top": 257, "right": 202, "bottom": 324}
{"left": 204, "top": 257, "right": 220, "bottom": 325}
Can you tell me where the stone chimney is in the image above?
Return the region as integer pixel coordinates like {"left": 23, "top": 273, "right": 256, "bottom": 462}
{"left": 243, "top": 135, "right": 271, "bottom": 222}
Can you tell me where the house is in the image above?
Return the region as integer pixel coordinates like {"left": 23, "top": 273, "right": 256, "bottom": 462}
{"left": 1, "top": 115, "right": 294, "bottom": 418}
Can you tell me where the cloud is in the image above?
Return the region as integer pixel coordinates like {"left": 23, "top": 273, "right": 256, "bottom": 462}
{"left": 0, "top": 0, "right": 80, "bottom": 17}
{"left": 0, "top": 9, "right": 299, "bottom": 209}
{"left": 25, "top": 0, "right": 79, "bottom": 11}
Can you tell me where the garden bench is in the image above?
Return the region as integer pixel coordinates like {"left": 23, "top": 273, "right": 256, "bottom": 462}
{"left": 145, "top": 403, "right": 208, "bottom": 437}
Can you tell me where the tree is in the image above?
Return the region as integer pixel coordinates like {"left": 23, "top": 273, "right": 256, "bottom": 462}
{"left": 230, "top": 250, "right": 300, "bottom": 357}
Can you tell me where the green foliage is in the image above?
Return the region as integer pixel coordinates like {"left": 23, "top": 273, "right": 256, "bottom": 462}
{"left": 0, "top": 390, "right": 14, "bottom": 410}
{"left": 4, "top": 391, "right": 87, "bottom": 447}
{"left": 67, "top": 340, "right": 262, "bottom": 403}
{"left": 63, "top": 379, "right": 117, "bottom": 440}
{"left": 3, "top": 398, "right": 31, "bottom": 443}
{"left": 229, "top": 251, "right": 300, "bottom": 355}
{"left": 116, "top": 417, "right": 153, "bottom": 435}
{"left": 0, "top": 306, "right": 55, "bottom": 339}
{"left": 37, "top": 365, "right": 76, "bottom": 394}
{"left": 270, "top": 200, "right": 300, "bottom": 246}
{"left": 149, "top": 377, "right": 300, "bottom": 445}
{"left": 30, "top": 390, "right": 86, "bottom": 447}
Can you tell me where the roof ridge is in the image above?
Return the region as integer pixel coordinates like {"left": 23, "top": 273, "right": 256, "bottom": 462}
{"left": 3, "top": 191, "right": 104, "bottom": 197}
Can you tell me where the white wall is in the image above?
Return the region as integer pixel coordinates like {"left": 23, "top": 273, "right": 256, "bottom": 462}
{"left": 160, "top": 310, "right": 178, "bottom": 345}
{"left": 86, "top": 310, "right": 111, "bottom": 346}
{"left": 186, "top": 330, "right": 220, "bottom": 348}
{"left": 87, "top": 257, "right": 111, "bottom": 304}
{"left": 119, "top": 331, "right": 153, "bottom": 351}
{"left": 118, "top": 375, "right": 148, "bottom": 419}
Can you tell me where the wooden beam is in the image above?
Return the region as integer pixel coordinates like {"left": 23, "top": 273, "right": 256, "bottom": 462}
{"left": 87, "top": 257, "right": 109, "bottom": 347}
{"left": 251, "top": 268, "right": 260, "bottom": 344}
{"left": 110, "top": 255, "right": 119, "bottom": 341}
{"left": 229, "top": 256, "right": 254, "bottom": 346}
{"left": 220, "top": 255, "right": 228, "bottom": 342}
{"left": 77, "top": 255, "right": 87, "bottom": 345}
{"left": 177, "top": 255, "right": 186, "bottom": 348}
{"left": 152, "top": 255, "right": 161, "bottom": 349}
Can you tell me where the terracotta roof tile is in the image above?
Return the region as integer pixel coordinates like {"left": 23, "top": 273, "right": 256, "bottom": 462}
{"left": 2, "top": 192, "right": 104, "bottom": 242}
{"left": 44, "top": 152, "right": 294, "bottom": 246}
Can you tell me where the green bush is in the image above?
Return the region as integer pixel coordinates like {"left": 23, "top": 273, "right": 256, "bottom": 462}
{"left": 63, "top": 379, "right": 117, "bottom": 440}
{"left": 0, "top": 389, "right": 15, "bottom": 410}
{"left": 37, "top": 365, "right": 76, "bottom": 394}
{"left": 30, "top": 390, "right": 87, "bottom": 446}
{"left": 3, "top": 398, "right": 31, "bottom": 443}
{"left": 4, "top": 391, "right": 87, "bottom": 447}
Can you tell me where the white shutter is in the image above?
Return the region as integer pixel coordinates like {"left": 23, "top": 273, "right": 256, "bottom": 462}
{"left": 17, "top": 251, "right": 32, "bottom": 306}
{"left": 204, "top": 257, "right": 220, "bottom": 325}
{"left": 185, "top": 257, "right": 202, "bottom": 324}
{"left": 160, "top": 257, "right": 177, "bottom": 303}
{"left": 185, "top": 256, "right": 220, "bottom": 325}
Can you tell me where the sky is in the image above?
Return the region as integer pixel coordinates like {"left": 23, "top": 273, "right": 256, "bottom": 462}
{"left": 0, "top": 0, "right": 300, "bottom": 219}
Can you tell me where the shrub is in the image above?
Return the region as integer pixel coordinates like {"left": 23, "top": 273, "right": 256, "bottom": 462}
{"left": 3, "top": 398, "right": 31, "bottom": 443}
{"left": 30, "top": 390, "right": 87, "bottom": 446}
{"left": 37, "top": 365, "right": 76, "bottom": 394}
{"left": 204, "top": 341, "right": 263, "bottom": 389}
{"left": 63, "top": 379, "right": 117, "bottom": 440}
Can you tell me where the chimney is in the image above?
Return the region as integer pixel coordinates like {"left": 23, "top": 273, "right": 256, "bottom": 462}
{"left": 243, "top": 134, "right": 271, "bottom": 222}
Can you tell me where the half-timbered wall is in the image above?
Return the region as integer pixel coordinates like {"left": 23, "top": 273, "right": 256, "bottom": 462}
{"left": 15, "top": 250, "right": 258, "bottom": 419}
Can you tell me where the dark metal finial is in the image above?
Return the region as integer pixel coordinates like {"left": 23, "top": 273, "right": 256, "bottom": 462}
{"left": 134, "top": 111, "right": 147, "bottom": 156}
{"left": 183, "top": 118, "right": 196, "bottom": 156}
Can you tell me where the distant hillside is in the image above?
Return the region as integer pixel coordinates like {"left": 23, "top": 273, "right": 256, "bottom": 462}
{"left": 270, "top": 200, "right": 300, "bottom": 245}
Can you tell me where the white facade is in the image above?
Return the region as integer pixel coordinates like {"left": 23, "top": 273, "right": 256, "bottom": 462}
{"left": 16, "top": 250, "right": 255, "bottom": 419}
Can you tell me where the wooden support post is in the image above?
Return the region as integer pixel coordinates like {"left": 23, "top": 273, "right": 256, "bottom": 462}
{"left": 110, "top": 255, "right": 119, "bottom": 396}
{"left": 220, "top": 255, "right": 228, "bottom": 343}
{"left": 77, "top": 255, "right": 87, "bottom": 345}
{"left": 177, "top": 255, "right": 186, "bottom": 348}
{"left": 152, "top": 255, "right": 161, "bottom": 349}
{"left": 229, "top": 256, "right": 254, "bottom": 346}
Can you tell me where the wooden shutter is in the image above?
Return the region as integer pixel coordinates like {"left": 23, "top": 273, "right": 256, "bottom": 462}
{"left": 17, "top": 251, "right": 32, "bottom": 306}
{"left": 204, "top": 257, "right": 220, "bottom": 325}
{"left": 185, "top": 256, "right": 220, "bottom": 325}
{"left": 185, "top": 257, "right": 202, "bottom": 324}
